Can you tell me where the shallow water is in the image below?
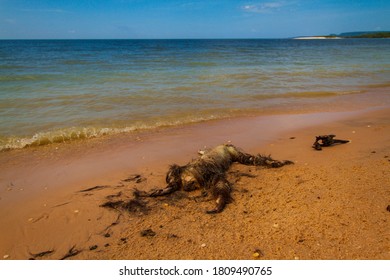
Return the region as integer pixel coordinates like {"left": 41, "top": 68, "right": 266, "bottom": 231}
{"left": 0, "top": 39, "right": 389, "bottom": 150}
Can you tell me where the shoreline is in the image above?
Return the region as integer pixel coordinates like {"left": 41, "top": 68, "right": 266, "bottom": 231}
{"left": 1, "top": 85, "right": 389, "bottom": 152}
{"left": 0, "top": 94, "right": 389, "bottom": 259}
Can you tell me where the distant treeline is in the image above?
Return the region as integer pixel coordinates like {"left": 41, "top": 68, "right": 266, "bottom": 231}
{"left": 336, "top": 32, "right": 390, "bottom": 38}
{"left": 346, "top": 32, "right": 390, "bottom": 38}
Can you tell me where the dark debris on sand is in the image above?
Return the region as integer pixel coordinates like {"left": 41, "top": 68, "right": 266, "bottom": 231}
{"left": 140, "top": 228, "right": 156, "bottom": 237}
{"left": 100, "top": 197, "right": 150, "bottom": 215}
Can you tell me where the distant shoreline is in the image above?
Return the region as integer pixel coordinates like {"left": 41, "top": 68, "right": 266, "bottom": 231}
{"left": 293, "top": 36, "right": 342, "bottom": 40}
{"left": 294, "top": 31, "right": 390, "bottom": 40}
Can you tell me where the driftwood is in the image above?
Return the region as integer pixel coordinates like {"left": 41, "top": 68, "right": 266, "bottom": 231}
{"left": 312, "top": 134, "right": 350, "bottom": 150}
{"left": 135, "top": 144, "right": 293, "bottom": 214}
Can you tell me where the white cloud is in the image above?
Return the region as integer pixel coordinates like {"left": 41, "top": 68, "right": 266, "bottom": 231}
{"left": 242, "top": 2, "right": 286, "bottom": 13}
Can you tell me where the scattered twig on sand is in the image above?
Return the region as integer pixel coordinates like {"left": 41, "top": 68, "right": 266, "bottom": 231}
{"left": 101, "top": 213, "right": 122, "bottom": 234}
{"left": 60, "top": 245, "right": 81, "bottom": 260}
{"left": 29, "top": 250, "right": 54, "bottom": 259}
{"left": 52, "top": 202, "right": 70, "bottom": 208}
{"left": 78, "top": 185, "right": 109, "bottom": 193}
{"left": 123, "top": 174, "right": 146, "bottom": 183}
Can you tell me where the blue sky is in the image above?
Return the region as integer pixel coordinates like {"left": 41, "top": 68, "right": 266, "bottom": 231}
{"left": 1, "top": 0, "right": 389, "bottom": 39}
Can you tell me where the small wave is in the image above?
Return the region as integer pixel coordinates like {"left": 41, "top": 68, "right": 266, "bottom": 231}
{"left": 0, "top": 73, "right": 58, "bottom": 82}
{"left": 0, "top": 65, "right": 26, "bottom": 70}
{"left": 61, "top": 59, "right": 93, "bottom": 65}
{"left": 0, "top": 113, "right": 232, "bottom": 152}
{"left": 248, "top": 90, "right": 363, "bottom": 100}
{"left": 364, "top": 82, "right": 390, "bottom": 89}
{"left": 0, "top": 126, "right": 138, "bottom": 151}
{"left": 286, "top": 90, "right": 363, "bottom": 98}
{"left": 187, "top": 61, "right": 217, "bottom": 67}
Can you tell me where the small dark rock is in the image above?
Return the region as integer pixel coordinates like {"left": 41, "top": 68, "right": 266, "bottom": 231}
{"left": 118, "top": 237, "right": 128, "bottom": 245}
{"left": 141, "top": 228, "right": 156, "bottom": 237}
{"left": 386, "top": 205, "right": 390, "bottom": 212}
{"left": 104, "top": 233, "right": 111, "bottom": 238}
{"left": 89, "top": 245, "right": 98, "bottom": 251}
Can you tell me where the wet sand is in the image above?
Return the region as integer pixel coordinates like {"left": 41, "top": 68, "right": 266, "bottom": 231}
{"left": 0, "top": 100, "right": 389, "bottom": 260}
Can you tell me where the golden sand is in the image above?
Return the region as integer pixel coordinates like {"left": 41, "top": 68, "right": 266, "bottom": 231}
{"left": 0, "top": 104, "right": 389, "bottom": 260}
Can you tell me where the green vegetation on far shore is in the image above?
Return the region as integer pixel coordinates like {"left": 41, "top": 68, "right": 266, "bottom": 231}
{"left": 345, "top": 32, "right": 390, "bottom": 38}
{"left": 294, "top": 31, "right": 390, "bottom": 40}
{"left": 334, "top": 31, "right": 390, "bottom": 38}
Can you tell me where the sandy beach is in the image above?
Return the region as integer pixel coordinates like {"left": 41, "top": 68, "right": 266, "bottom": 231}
{"left": 0, "top": 90, "right": 389, "bottom": 260}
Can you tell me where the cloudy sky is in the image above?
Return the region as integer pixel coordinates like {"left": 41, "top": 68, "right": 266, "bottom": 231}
{"left": 1, "top": 0, "right": 389, "bottom": 39}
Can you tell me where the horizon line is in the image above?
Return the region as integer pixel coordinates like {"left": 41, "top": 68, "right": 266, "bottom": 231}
{"left": 0, "top": 37, "right": 295, "bottom": 40}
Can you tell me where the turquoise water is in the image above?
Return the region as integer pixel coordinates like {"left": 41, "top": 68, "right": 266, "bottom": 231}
{"left": 0, "top": 39, "right": 389, "bottom": 150}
